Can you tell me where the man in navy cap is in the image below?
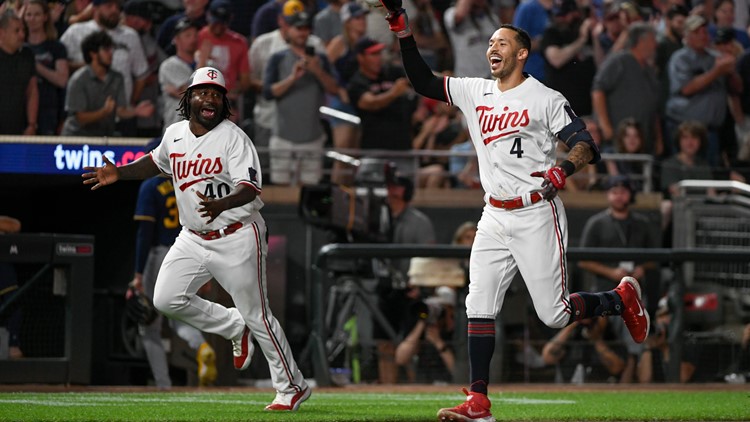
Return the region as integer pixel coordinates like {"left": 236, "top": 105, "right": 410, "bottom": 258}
{"left": 196, "top": 0, "right": 250, "bottom": 121}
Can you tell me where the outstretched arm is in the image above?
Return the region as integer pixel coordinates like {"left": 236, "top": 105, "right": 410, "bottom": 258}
{"left": 82, "top": 154, "right": 160, "bottom": 190}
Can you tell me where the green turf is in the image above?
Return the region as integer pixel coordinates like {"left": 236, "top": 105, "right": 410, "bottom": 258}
{"left": 0, "top": 390, "right": 748, "bottom": 421}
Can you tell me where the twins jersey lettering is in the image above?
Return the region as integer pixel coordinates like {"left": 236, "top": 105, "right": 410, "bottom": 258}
{"left": 446, "top": 75, "right": 572, "bottom": 200}
{"left": 151, "top": 120, "right": 263, "bottom": 232}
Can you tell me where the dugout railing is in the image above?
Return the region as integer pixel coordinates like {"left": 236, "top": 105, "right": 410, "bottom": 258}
{"left": 309, "top": 244, "right": 750, "bottom": 386}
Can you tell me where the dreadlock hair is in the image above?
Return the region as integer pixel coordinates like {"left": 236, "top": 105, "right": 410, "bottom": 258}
{"left": 177, "top": 86, "right": 233, "bottom": 121}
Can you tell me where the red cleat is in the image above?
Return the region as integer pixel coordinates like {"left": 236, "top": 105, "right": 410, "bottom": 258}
{"left": 265, "top": 386, "right": 311, "bottom": 411}
{"left": 232, "top": 327, "right": 254, "bottom": 370}
{"left": 437, "top": 388, "right": 495, "bottom": 422}
{"left": 614, "top": 276, "right": 650, "bottom": 343}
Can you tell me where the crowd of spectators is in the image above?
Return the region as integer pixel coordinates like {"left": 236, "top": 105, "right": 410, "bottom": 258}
{"left": 1, "top": 0, "right": 748, "bottom": 191}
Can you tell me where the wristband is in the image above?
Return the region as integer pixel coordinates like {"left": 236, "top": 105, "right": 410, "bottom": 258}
{"left": 559, "top": 160, "right": 576, "bottom": 176}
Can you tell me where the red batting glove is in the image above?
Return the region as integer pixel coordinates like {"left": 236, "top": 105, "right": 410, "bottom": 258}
{"left": 531, "top": 166, "right": 567, "bottom": 200}
{"left": 384, "top": 8, "right": 412, "bottom": 38}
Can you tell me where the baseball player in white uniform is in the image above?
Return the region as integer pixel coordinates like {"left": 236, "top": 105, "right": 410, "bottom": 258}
{"left": 82, "top": 67, "right": 310, "bottom": 411}
{"left": 380, "top": 3, "right": 650, "bottom": 421}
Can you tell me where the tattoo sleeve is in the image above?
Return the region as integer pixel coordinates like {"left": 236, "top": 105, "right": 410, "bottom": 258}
{"left": 566, "top": 142, "right": 595, "bottom": 175}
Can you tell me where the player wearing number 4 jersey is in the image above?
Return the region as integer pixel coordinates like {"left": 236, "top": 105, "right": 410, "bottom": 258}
{"left": 378, "top": 1, "right": 649, "bottom": 421}
{"left": 82, "top": 67, "right": 310, "bottom": 411}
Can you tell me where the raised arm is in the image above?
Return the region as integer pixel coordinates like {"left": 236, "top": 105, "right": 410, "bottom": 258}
{"left": 381, "top": 3, "right": 448, "bottom": 102}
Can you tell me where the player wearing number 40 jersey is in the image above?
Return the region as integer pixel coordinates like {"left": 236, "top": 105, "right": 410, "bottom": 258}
{"left": 82, "top": 67, "right": 310, "bottom": 412}
{"left": 379, "top": 2, "right": 650, "bottom": 421}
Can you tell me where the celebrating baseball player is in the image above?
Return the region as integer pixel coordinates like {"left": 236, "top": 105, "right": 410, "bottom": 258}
{"left": 82, "top": 67, "right": 310, "bottom": 411}
{"left": 378, "top": 2, "right": 649, "bottom": 421}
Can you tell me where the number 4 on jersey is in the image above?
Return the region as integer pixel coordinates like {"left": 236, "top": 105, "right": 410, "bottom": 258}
{"left": 510, "top": 137, "right": 524, "bottom": 158}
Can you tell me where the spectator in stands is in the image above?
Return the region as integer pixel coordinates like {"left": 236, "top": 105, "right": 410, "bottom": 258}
{"left": 395, "top": 285, "right": 457, "bottom": 383}
{"left": 595, "top": 1, "right": 643, "bottom": 66}
{"left": 541, "top": 318, "right": 626, "bottom": 383}
{"left": 374, "top": 175, "right": 436, "bottom": 383}
{"left": 347, "top": 37, "right": 419, "bottom": 177}
{"left": 605, "top": 118, "right": 647, "bottom": 192}
{"left": 156, "top": 0, "right": 208, "bottom": 56}
{"left": 659, "top": 120, "right": 714, "bottom": 232}
{"left": 251, "top": 0, "right": 285, "bottom": 42}
{"left": 313, "top": 0, "right": 348, "bottom": 47}
{"left": 23, "top": 0, "right": 69, "bottom": 136}
{"left": 642, "top": 295, "right": 700, "bottom": 383}
{"left": 123, "top": 0, "right": 166, "bottom": 137}
{"left": 0, "top": 9, "right": 39, "bottom": 136}
{"left": 61, "top": 31, "right": 154, "bottom": 136}
{"left": 665, "top": 14, "right": 742, "bottom": 165}
{"left": 592, "top": 22, "right": 663, "bottom": 158}
{"left": 263, "top": 7, "right": 338, "bottom": 185}
{"left": 511, "top": 0, "right": 553, "bottom": 81}
{"left": 709, "top": 0, "right": 750, "bottom": 49}
{"left": 158, "top": 18, "right": 197, "bottom": 128}
{"left": 249, "top": 0, "right": 326, "bottom": 181}
{"left": 326, "top": 1, "right": 369, "bottom": 185}
{"left": 60, "top": 0, "right": 152, "bottom": 136}
{"left": 196, "top": 0, "right": 250, "bottom": 122}
{"left": 737, "top": 45, "right": 750, "bottom": 161}
{"left": 578, "top": 174, "right": 659, "bottom": 382}
{"left": 541, "top": 0, "right": 596, "bottom": 116}
{"left": 413, "top": 99, "right": 468, "bottom": 188}
{"left": 712, "top": 27, "right": 746, "bottom": 168}
{"left": 654, "top": 5, "right": 688, "bottom": 140}
{"left": 60, "top": 0, "right": 94, "bottom": 34}
{"left": 443, "top": 0, "right": 498, "bottom": 78}
{"left": 0, "top": 215, "right": 23, "bottom": 359}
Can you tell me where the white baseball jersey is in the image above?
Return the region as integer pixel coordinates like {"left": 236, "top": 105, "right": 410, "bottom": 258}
{"left": 446, "top": 75, "right": 576, "bottom": 327}
{"left": 446, "top": 75, "right": 572, "bottom": 201}
{"left": 150, "top": 117, "right": 307, "bottom": 396}
{"left": 151, "top": 119, "right": 263, "bottom": 232}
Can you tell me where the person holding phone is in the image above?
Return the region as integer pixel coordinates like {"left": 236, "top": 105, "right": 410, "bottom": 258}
{"left": 262, "top": 8, "right": 338, "bottom": 185}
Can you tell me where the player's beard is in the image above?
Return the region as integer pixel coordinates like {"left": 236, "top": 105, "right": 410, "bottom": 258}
{"left": 492, "top": 53, "right": 518, "bottom": 80}
{"left": 100, "top": 13, "right": 119, "bottom": 29}
{"left": 191, "top": 104, "right": 223, "bottom": 130}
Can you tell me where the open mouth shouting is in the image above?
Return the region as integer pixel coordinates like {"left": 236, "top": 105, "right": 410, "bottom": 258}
{"left": 489, "top": 55, "right": 503, "bottom": 71}
{"left": 201, "top": 106, "right": 217, "bottom": 120}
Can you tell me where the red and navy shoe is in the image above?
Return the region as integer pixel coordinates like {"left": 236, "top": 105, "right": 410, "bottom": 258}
{"left": 614, "top": 276, "right": 650, "bottom": 343}
{"left": 437, "top": 388, "right": 495, "bottom": 422}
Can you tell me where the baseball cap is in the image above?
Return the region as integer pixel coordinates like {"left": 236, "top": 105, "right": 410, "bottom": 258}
{"left": 606, "top": 175, "right": 634, "bottom": 191}
{"left": 173, "top": 17, "right": 197, "bottom": 36}
{"left": 208, "top": 0, "right": 232, "bottom": 24}
{"left": 341, "top": 2, "right": 368, "bottom": 22}
{"left": 685, "top": 14, "right": 707, "bottom": 32}
{"left": 283, "top": 0, "right": 312, "bottom": 28}
{"left": 123, "top": 0, "right": 152, "bottom": 20}
{"left": 553, "top": 0, "right": 578, "bottom": 16}
{"left": 188, "top": 67, "right": 227, "bottom": 93}
{"left": 282, "top": 0, "right": 305, "bottom": 16}
{"left": 715, "top": 27, "right": 735, "bottom": 44}
{"left": 92, "top": 0, "right": 121, "bottom": 6}
{"left": 354, "top": 37, "right": 386, "bottom": 55}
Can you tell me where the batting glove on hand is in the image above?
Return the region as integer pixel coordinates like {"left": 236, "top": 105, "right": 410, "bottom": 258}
{"left": 384, "top": 7, "right": 412, "bottom": 38}
{"left": 379, "top": 0, "right": 403, "bottom": 12}
{"left": 531, "top": 166, "right": 567, "bottom": 201}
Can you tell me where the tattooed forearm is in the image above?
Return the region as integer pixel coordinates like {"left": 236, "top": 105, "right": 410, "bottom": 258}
{"left": 565, "top": 142, "right": 594, "bottom": 175}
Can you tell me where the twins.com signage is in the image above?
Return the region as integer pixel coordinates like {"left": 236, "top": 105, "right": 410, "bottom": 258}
{"left": 0, "top": 141, "right": 150, "bottom": 175}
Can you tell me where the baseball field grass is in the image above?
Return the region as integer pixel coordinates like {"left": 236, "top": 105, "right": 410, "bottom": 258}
{"left": 0, "top": 385, "right": 748, "bottom": 421}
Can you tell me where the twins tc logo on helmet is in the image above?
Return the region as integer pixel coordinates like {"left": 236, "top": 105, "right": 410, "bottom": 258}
{"left": 206, "top": 69, "right": 219, "bottom": 80}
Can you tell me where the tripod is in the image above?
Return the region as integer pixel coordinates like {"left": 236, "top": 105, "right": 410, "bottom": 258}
{"left": 324, "top": 273, "right": 399, "bottom": 383}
